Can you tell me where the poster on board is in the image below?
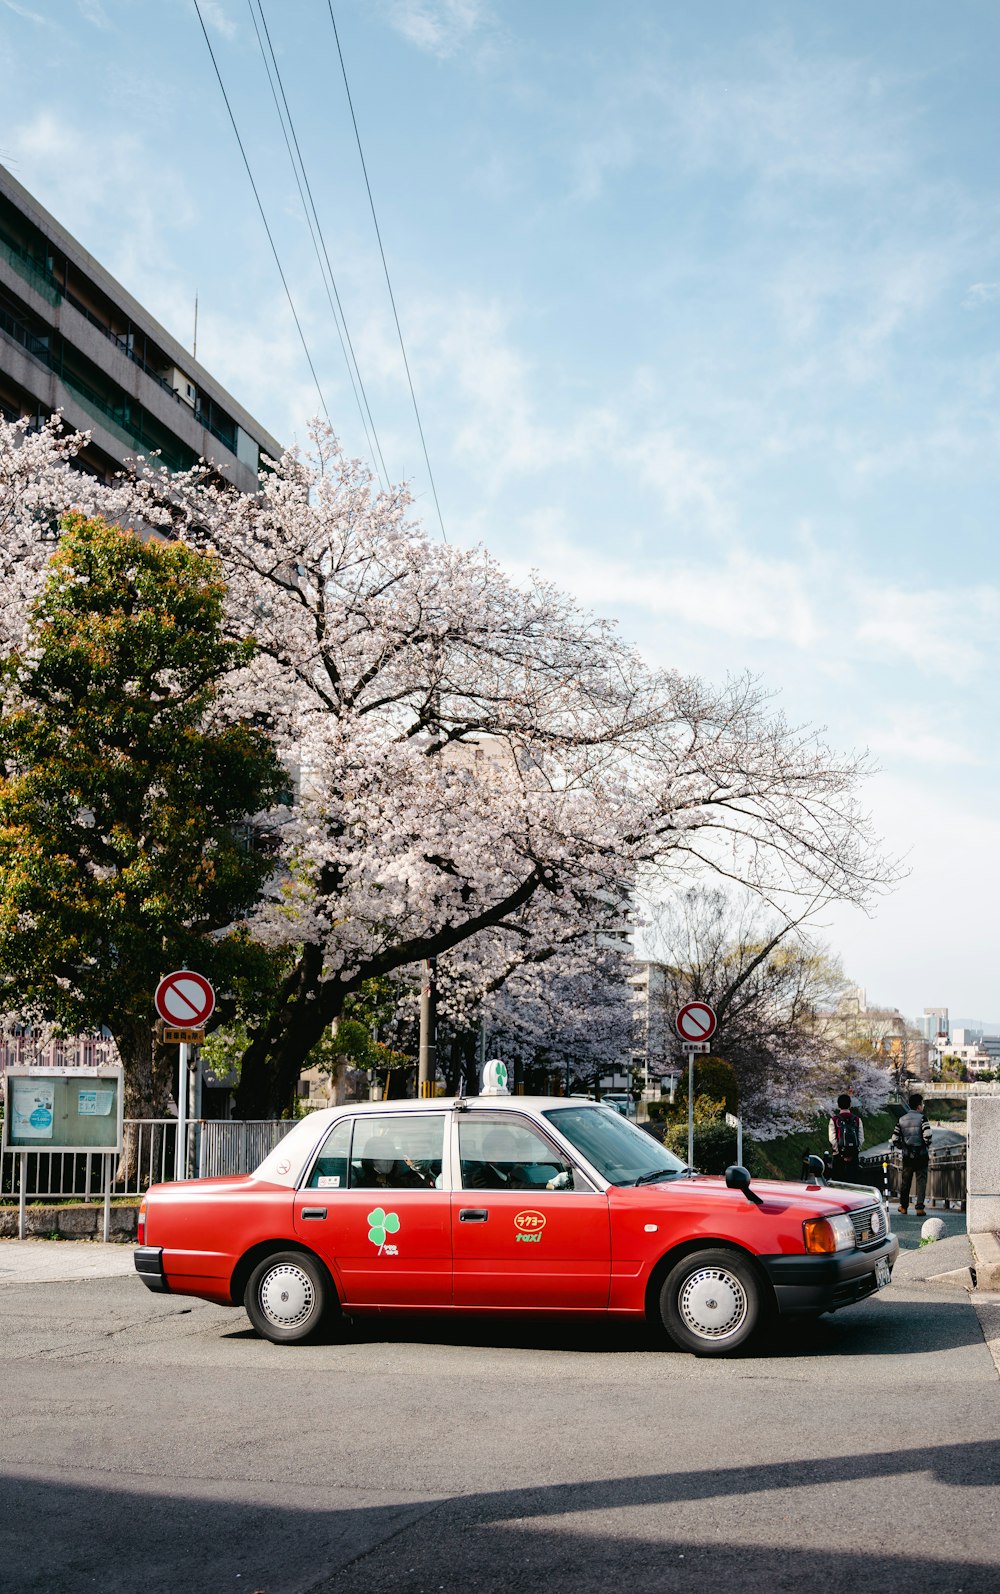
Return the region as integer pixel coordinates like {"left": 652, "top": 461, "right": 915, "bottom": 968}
{"left": 77, "top": 1089, "right": 115, "bottom": 1117}
{"left": 10, "top": 1080, "right": 55, "bottom": 1139}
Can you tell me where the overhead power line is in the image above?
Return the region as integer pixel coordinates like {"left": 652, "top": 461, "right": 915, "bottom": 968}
{"left": 251, "top": 1, "right": 390, "bottom": 488}
{"left": 191, "top": 0, "right": 331, "bottom": 427}
{"left": 326, "top": 1, "right": 447, "bottom": 540}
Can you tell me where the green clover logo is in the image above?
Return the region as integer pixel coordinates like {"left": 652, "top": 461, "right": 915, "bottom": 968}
{"left": 367, "top": 1207, "right": 401, "bottom": 1250}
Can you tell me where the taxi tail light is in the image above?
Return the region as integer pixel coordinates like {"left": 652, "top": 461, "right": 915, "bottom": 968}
{"left": 137, "top": 1196, "right": 147, "bottom": 1247}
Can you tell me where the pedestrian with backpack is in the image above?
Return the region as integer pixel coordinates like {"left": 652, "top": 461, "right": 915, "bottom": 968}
{"left": 891, "top": 1091, "right": 933, "bottom": 1216}
{"left": 828, "top": 1092, "right": 864, "bottom": 1181}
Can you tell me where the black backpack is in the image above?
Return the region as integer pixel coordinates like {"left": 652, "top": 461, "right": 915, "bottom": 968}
{"left": 833, "top": 1110, "right": 860, "bottom": 1158}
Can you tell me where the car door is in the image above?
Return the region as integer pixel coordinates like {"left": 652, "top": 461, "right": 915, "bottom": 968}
{"left": 451, "top": 1111, "right": 611, "bottom": 1310}
{"left": 294, "top": 1111, "right": 452, "bottom": 1308}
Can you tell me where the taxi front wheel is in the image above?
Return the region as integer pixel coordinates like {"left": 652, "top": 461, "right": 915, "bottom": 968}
{"left": 660, "top": 1248, "right": 764, "bottom": 1357}
{"left": 245, "top": 1250, "right": 330, "bottom": 1344}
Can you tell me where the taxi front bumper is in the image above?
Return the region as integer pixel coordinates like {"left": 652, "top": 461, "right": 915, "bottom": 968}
{"left": 762, "top": 1233, "right": 900, "bottom": 1316}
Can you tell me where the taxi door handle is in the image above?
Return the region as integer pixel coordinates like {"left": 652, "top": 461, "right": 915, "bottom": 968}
{"left": 301, "top": 1207, "right": 327, "bottom": 1220}
{"left": 459, "top": 1208, "right": 489, "bottom": 1222}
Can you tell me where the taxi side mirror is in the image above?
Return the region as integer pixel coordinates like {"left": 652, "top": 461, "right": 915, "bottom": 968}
{"left": 725, "top": 1164, "right": 763, "bottom": 1206}
{"left": 803, "top": 1153, "right": 827, "bottom": 1185}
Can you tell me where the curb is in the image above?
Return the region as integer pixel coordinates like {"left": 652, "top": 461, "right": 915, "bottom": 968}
{"left": 969, "top": 1231, "right": 1000, "bottom": 1290}
{"left": 0, "top": 1204, "right": 139, "bottom": 1241}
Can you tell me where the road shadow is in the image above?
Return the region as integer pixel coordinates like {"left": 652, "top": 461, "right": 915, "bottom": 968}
{"left": 4, "top": 1437, "right": 1000, "bottom": 1594}
{"left": 219, "top": 1288, "right": 986, "bottom": 1360}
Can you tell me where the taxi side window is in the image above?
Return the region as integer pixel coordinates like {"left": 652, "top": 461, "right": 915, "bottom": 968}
{"left": 307, "top": 1118, "right": 352, "bottom": 1190}
{"left": 349, "top": 1115, "right": 445, "bottom": 1190}
{"left": 459, "top": 1118, "right": 574, "bottom": 1192}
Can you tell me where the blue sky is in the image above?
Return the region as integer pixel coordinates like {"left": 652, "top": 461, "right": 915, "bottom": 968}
{"left": 2, "top": 0, "right": 998, "bottom": 1023}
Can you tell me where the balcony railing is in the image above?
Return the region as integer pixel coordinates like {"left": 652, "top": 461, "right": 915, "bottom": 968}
{"left": 1, "top": 223, "right": 244, "bottom": 463}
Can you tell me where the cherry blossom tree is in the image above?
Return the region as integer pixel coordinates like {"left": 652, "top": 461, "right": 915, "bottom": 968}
{"left": 643, "top": 887, "right": 861, "bottom": 1131}
{"left": 0, "top": 416, "right": 899, "bottom": 1117}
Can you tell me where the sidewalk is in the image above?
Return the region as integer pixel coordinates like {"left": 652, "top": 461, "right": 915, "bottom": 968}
{"left": 0, "top": 1239, "right": 136, "bottom": 1285}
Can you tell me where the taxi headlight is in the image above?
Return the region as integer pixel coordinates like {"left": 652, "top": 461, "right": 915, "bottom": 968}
{"left": 802, "top": 1213, "right": 855, "bottom": 1254}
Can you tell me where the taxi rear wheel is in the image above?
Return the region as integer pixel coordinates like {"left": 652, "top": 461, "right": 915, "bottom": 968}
{"left": 245, "top": 1250, "right": 330, "bottom": 1344}
{"left": 659, "top": 1248, "right": 763, "bottom": 1357}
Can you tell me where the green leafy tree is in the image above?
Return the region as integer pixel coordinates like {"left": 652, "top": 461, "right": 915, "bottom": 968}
{"left": 0, "top": 514, "right": 286, "bottom": 1117}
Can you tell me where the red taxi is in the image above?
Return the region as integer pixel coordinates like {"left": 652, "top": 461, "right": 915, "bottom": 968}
{"left": 134, "top": 1096, "right": 898, "bottom": 1356}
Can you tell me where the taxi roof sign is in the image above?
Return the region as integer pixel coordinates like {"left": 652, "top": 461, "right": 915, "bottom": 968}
{"left": 481, "top": 1058, "right": 510, "bottom": 1096}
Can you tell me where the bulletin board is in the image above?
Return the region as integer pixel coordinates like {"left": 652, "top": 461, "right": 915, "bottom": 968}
{"left": 2, "top": 1066, "right": 124, "bottom": 1153}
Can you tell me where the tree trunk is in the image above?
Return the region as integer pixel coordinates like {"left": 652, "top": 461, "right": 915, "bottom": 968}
{"left": 235, "top": 987, "right": 338, "bottom": 1118}
{"left": 113, "top": 1018, "right": 173, "bottom": 1185}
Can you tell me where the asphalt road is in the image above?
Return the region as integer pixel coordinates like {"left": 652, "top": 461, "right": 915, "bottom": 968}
{"left": 1, "top": 1219, "right": 998, "bottom": 1594}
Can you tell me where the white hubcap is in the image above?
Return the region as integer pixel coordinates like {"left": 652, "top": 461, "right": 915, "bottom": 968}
{"left": 260, "top": 1263, "right": 314, "bottom": 1329}
{"left": 679, "top": 1266, "right": 748, "bottom": 1340}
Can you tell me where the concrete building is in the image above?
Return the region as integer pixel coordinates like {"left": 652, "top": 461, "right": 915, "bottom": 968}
{"left": 629, "top": 960, "right": 679, "bottom": 1099}
{"left": 935, "top": 1027, "right": 995, "bottom": 1078}
{"left": 0, "top": 163, "right": 279, "bottom": 490}
{"left": 917, "top": 1007, "right": 950, "bottom": 1045}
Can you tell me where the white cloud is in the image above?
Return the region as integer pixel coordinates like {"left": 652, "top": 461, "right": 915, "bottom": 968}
{"left": 75, "top": 0, "right": 112, "bottom": 27}
{"left": 6, "top": 111, "right": 196, "bottom": 267}
{"left": 823, "top": 774, "right": 1000, "bottom": 1017}
{"left": 386, "top": 0, "right": 492, "bottom": 60}
{"left": 196, "top": 0, "right": 237, "bottom": 41}
{"left": 620, "top": 429, "right": 730, "bottom": 535}
{"left": 964, "top": 281, "right": 1000, "bottom": 308}
{"left": 570, "top": 127, "right": 636, "bottom": 204}
{"left": 1, "top": 0, "right": 49, "bottom": 23}
{"left": 771, "top": 240, "right": 954, "bottom": 385}
{"left": 663, "top": 38, "right": 912, "bottom": 189}
{"left": 505, "top": 531, "right": 997, "bottom": 686}
{"left": 865, "top": 713, "right": 982, "bottom": 768}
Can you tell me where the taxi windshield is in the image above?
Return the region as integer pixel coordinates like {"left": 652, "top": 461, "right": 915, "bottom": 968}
{"left": 542, "top": 1106, "right": 688, "bottom": 1186}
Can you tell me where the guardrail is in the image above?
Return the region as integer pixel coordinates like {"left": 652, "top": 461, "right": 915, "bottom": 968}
{"left": 916, "top": 1081, "right": 1000, "bottom": 1095}
{"left": 1, "top": 1118, "right": 293, "bottom": 1202}
{"left": 859, "top": 1146, "right": 966, "bottom": 1209}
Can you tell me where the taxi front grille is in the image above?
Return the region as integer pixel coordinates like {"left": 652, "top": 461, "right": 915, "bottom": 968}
{"left": 850, "top": 1204, "right": 888, "bottom": 1249}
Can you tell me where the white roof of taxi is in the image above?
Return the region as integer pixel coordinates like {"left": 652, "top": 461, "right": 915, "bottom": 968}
{"left": 300, "top": 1095, "right": 597, "bottom": 1122}
{"left": 252, "top": 1095, "right": 608, "bottom": 1184}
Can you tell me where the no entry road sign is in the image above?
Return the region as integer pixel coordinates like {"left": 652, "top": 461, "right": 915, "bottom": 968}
{"left": 154, "top": 970, "right": 216, "bottom": 1029}
{"left": 675, "top": 1001, "right": 717, "bottom": 1044}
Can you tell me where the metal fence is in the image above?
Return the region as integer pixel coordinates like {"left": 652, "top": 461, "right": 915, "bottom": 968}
{"left": 860, "top": 1146, "right": 966, "bottom": 1209}
{"left": 1, "top": 1118, "right": 293, "bottom": 1202}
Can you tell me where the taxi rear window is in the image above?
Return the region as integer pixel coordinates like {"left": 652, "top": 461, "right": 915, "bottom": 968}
{"left": 308, "top": 1114, "right": 445, "bottom": 1190}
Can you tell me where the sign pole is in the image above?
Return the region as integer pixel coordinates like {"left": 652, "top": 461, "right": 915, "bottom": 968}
{"left": 155, "top": 970, "right": 215, "bottom": 1181}
{"left": 102, "top": 1151, "right": 111, "bottom": 1242}
{"left": 674, "top": 1004, "right": 718, "bottom": 1177}
{"left": 176, "top": 1040, "right": 189, "bottom": 1180}
{"left": 18, "top": 1151, "right": 27, "bottom": 1239}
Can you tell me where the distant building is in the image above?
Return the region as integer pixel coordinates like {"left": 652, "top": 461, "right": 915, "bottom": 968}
{"left": 0, "top": 163, "right": 279, "bottom": 490}
{"left": 935, "top": 1026, "right": 994, "bottom": 1077}
{"left": 629, "top": 960, "right": 678, "bottom": 1099}
{"left": 917, "top": 1007, "right": 949, "bottom": 1045}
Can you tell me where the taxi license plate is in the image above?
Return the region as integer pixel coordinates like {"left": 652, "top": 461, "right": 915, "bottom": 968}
{"left": 875, "top": 1258, "right": 891, "bottom": 1290}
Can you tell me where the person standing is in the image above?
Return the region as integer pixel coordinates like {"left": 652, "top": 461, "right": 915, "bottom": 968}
{"left": 891, "top": 1091, "right": 933, "bottom": 1216}
{"left": 828, "top": 1092, "right": 864, "bottom": 1181}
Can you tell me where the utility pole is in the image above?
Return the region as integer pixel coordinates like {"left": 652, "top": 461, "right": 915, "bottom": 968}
{"left": 418, "top": 956, "right": 437, "bottom": 1097}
